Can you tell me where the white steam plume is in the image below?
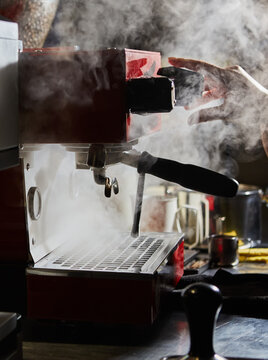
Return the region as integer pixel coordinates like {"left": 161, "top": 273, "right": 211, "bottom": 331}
{"left": 22, "top": 0, "right": 268, "bottom": 241}
{"left": 52, "top": 0, "right": 268, "bottom": 180}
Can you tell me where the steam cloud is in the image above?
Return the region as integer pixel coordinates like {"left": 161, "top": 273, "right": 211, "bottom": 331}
{"left": 22, "top": 0, "right": 268, "bottom": 246}
{"left": 51, "top": 0, "right": 268, "bottom": 177}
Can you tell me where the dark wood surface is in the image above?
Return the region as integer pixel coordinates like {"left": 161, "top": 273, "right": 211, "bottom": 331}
{"left": 22, "top": 311, "right": 268, "bottom": 360}
{"left": 23, "top": 342, "right": 139, "bottom": 360}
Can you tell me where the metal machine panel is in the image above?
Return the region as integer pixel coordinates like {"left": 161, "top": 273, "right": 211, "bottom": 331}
{"left": 0, "top": 20, "right": 19, "bottom": 170}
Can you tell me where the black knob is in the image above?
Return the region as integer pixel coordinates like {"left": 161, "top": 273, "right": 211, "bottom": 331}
{"left": 182, "top": 283, "right": 223, "bottom": 359}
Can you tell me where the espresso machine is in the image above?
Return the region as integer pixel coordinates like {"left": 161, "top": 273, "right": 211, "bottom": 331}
{"left": 0, "top": 19, "right": 238, "bottom": 325}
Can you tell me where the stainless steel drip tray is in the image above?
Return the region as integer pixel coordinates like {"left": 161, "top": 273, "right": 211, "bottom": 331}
{"left": 28, "top": 232, "right": 183, "bottom": 278}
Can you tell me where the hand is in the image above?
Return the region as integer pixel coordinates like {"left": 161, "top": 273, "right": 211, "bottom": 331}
{"left": 169, "top": 57, "right": 268, "bottom": 156}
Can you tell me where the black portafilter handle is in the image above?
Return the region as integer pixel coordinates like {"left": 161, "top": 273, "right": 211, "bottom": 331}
{"left": 137, "top": 151, "right": 239, "bottom": 198}
{"left": 181, "top": 283, "right": 224, "bottom": 359}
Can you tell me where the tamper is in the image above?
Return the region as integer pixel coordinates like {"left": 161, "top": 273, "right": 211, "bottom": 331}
{"left": 161, "top": 282, "right": 226, "bottom": 360}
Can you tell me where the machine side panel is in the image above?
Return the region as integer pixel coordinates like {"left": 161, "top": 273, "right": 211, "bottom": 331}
{"left": 27, "top": 274, "right": 158, "bottom": 325}
{"left": 0, "top": 20, "right": 19, "bottom": 170}
{"left": 0, "top": 162, "right": 28, "bottom": 314}
{"left": 0, "top": 162, "right": 28, "bottom": 262}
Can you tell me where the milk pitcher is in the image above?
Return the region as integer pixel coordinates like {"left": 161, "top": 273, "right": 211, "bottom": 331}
{"left": 175, "top": 189, "right": 209, "bottom": 248}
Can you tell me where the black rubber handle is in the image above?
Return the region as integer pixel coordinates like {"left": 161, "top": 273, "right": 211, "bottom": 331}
{"left": 182, "top": 283, "right": 223, "bottom": 358}
{"left": 137, "top": 151, "right": 239, "bottom": 197}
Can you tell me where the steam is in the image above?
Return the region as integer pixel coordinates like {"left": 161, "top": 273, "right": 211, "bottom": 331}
{"left": 26, "top": 145, "right": 136, "bottom": 261}
{"left": 21, "top": 0, "right": 268, "bottom": 247}
{"left": 53, "top": 0, "right": 268, "bottom": 70}
{"left": 19, "top": 50, "right": 110, "bottom": 111}
{"left": 51, "top": 0, "right": 268, "bottom": 178}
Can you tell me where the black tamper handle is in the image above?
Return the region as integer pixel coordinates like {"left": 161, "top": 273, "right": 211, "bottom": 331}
{"left": 182, "top": 283, "right": 223, "bottom": 359}
{"left": 138, "top": 151, "right": 239, "bottom": 198}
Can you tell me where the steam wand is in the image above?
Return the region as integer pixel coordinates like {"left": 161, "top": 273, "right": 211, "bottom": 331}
{"left": 122, "top": 150, "right": 239, "bottom": 198}
{"left": 85, "top": 145, "right": 238, "bottom": 198}
{"left": 125, "top": 149, "right": 238, "bottom": 237}
{"left": 131, "top": 172, "right": 145, "bottom": 238}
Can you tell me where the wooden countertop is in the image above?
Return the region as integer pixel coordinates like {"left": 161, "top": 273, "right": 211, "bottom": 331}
{"left": 22, "top": 312, "right": 268, "bottom": 360}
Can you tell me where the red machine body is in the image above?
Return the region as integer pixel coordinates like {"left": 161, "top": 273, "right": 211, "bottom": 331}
{"left": 26, "top": 239, "right": 184, "bottom": 325}
{"left": 19, "top": 48, "right": 162, "bottom": 144}
{"left": 0, "top": 44, "right": 184, "bottom": 324}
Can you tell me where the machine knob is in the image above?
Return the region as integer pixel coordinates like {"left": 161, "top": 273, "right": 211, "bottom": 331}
{"left": 161, "top": 283, "right": 226, "bottom": 360}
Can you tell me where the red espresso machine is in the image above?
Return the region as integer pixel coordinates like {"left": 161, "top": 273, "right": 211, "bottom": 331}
{"left": 0, "top": 19, "right": 238, "bottom": 325}
{"left": 20, "top": 46, "right": 184, "bottom": 326}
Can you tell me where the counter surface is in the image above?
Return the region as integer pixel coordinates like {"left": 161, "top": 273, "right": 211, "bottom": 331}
{"left": 22, "top": 311, "right": 268, "bottom": 360}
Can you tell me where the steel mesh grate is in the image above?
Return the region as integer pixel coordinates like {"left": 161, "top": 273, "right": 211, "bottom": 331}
{"left": 34, "top": 233, "right": 181, "bottom": 274}
{"left": 52, "top": 236, "right": 162, "bottom": 272}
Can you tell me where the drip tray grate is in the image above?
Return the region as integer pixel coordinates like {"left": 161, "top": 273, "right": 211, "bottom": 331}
{"left": 33, "top": 233, "right": 181, "bottom": 275}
